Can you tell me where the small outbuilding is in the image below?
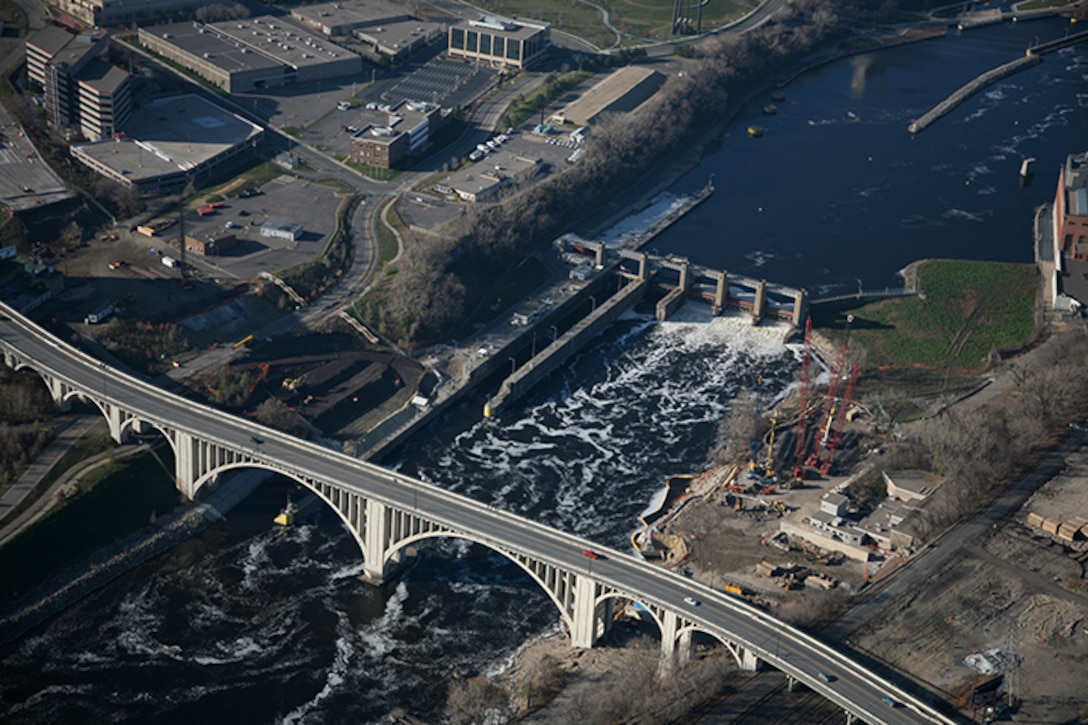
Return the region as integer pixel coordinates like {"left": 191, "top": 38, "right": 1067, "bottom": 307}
{"left": 261, "top": 219, "right": 304, "bottom": 241}
{"left": 185, "top": 232, "right": 236, "bottom": 256}
{"left": 820, "top": 492, "right": 849, "bottom": 517}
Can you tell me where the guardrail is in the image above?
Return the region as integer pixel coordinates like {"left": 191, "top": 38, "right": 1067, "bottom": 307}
{"left": 0, "top": 301, "right": 957, "bottom": 724}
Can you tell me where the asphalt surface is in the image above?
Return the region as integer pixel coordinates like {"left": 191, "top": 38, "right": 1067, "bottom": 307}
{"left": 0, "top": 301, "right": 957, "bottom": 725}
{"left": 0, "top": 0, "right": 72, "bottom": 211}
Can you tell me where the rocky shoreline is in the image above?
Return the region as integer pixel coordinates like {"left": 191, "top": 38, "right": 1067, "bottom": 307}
{"left": 0, "top": 471, "right": 266, "bottom": 647}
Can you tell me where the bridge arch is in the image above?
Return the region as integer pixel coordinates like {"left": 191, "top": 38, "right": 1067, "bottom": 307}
{"left": 384, "top": 531, "right": 576, "bottom": 634}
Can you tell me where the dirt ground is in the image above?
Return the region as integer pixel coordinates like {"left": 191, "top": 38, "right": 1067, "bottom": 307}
{"left": 486, "top": 325, "right": 1088, "bottom": 724}
{"left": 849, "top": 446, "right": 1088, "bottom": 724}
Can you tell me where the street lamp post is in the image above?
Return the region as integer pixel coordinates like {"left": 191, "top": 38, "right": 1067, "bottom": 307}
{"left": 509, "top": 356, "right": 517, "bottom": 375}
{"left": 856, "top": 279, "right": 862, "bottom": 299}
{"left": 550, "top": 325, "right": 558, "bottom": 343}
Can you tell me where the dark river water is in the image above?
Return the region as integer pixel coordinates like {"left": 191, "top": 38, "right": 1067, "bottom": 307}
{"left": 657, "top": 18, "right": 1087, "bottom": 295}
{"left": 1, "top": 16, "right": 1085, "bottom": 724}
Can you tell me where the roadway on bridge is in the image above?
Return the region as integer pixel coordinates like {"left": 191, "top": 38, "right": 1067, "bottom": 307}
{"left": 0, "top": 304, "right": 956, "bottom": 725}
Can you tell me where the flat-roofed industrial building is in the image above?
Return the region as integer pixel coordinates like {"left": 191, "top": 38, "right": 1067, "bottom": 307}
{"left": 290, "top": 0, "right": 441, "bottom": 60}
{"left": 560, "top": 66, "right": 666, "bottom": 126}
{"left": 348, "top": 100, "right": 442, "bottom": 169}
{"left": 185, "top": 232, "right": 236, "bottom": 256}
{"left": 261, "top": 219, "right": 304, "bottom": 240}
{"left": 437, "top": 150, "right": 540, "bottom": 202}
{"left": 1057, "top": 151, "right": 1088, "bottom": 261}
{"left": 71, "top": 94, "right": 263, "bottom": 193}
{"left": 447, "top": 16, "right": 549, "bottom": 69}
{"left": 49, "top": 0, "right": 207, "bottom": 27}
{"left": 138, "top": 17, "right": 362, "bottom": 93}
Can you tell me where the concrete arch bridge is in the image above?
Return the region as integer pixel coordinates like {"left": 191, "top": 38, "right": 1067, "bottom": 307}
{"left": 0, "top": 302, "right": 956, "bottom": 725}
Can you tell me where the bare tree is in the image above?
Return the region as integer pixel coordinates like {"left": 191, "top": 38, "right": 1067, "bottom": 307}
{"left": 446, "top": 675, "right": 509, "bottom": 725}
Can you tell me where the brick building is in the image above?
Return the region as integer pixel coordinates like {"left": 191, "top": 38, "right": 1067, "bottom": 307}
{"left": 1056, "top": 151, "right": 1088, "bottom": 261}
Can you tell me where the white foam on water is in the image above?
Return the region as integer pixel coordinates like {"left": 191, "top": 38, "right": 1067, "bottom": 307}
{"left": 942, "top": 208, "right": 987, "bottom": 223}
{"left": 280, "top": 612, "right": 354, "bottom": 725}
{"left": 744, "top": 249, "right": 775, "bottom": 267}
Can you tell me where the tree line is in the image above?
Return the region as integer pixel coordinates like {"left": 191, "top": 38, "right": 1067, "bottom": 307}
{"left": 886, "top": 330, "right": 1088, "bottom": 541}
{"left": 371, "top": 0, "right": 877, "bottom": 347}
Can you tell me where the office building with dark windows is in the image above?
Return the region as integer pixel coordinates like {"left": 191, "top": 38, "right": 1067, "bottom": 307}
{"left": 447, "top": 16, "right": 549, "bottom": 70}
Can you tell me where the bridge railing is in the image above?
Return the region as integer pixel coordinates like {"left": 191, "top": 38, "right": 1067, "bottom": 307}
{"left": 0, "top": 302, "right": 954, "bottom": 724}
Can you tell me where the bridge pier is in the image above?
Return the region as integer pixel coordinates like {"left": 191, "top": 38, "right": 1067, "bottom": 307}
{"left": 44, "top": 374, "right": 73, "bottom": 412}
{"left": 791, "top": 289, "right": 808, "bottom": 327}
{"left": 712, "top": 270, "right": 728, "bottom": 314}
{"left": 677, "top": 628, "right": 693, "bottom": 667}
{"left": 658, "top": 609, "right": 679, "bottom": 674}
{"left": 570, "top": 575, "right": 612, "bottom": 647}
{"left": 363, "top": 498, "right": 396, "bottom": 584}
{"left": 739, "top": 646, "right": 761, "bottom": 671}
{"left": 752, "top": 280, "right": 766, "bottom": 325}
{"left": 174, "top": 430, "right": 201, "bottom": 500}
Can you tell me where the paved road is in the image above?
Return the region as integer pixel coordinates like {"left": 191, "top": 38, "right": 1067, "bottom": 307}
{"left": 0, "top": 414, "right": 99, "bottom": 521}
{"left": 0, "top": 0, "right": 72, "bottom": 211}
{"left": 0, "top": 302, "right": 957, "bottom": 725}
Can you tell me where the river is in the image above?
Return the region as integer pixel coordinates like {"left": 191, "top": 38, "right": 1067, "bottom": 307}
{"left": 1, "top": 16, "right": 1085, "bottom": 724}
{"left": 655, "top": 17, "right": 1086, "bottom": 295}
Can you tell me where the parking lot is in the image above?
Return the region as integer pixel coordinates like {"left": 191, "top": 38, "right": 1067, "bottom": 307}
{"left": 380, "top": 58, "right": 494, "bottom": 108}
{"left": 174, "top": 175, "right": 346, "bottom": 282}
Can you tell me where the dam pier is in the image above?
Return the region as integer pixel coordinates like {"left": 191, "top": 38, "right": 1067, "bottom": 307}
{"left": 482, "top": 239, "right": 808, "bottom": 418}
{"left": 363, "top": 184, "right": 809, "bottom": 452}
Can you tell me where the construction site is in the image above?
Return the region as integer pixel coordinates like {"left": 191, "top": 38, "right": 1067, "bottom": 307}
{"left": 616, "top": 310, "right": 1088, "bottom": 724}
{"left": 205, "top": 339, "right": 429, "bottom": 438}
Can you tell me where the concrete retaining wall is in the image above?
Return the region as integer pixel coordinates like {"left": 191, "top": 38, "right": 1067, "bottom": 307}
{"left": 485, "top": 279, "right": 647, "bottom": 417}
{"left": 908, "top": 54, "right": 1042, "bottom": 134}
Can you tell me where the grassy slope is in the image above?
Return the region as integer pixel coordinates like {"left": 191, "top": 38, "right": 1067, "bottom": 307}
{"left": 0, "top": 451, "right": 180, "bottom": 603}
{"left": 826, "top": 260, "right": 1038, "bottom": 373}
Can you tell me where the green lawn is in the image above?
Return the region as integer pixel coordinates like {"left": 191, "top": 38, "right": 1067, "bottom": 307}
{"left": 471, "top": 0, "right": 756, "bottom": 46}
{"left": 0, "top": 450, "right": 180, "bottom": 603}
{"left": 850, "top": 261, "right": 1038, "bottom": 372}
{"left": 0, "top": 0, "right": 27, "bottom": 33}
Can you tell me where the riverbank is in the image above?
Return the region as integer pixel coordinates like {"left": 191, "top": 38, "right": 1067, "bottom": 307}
{"left": 573, "top": 23, "right": 950, "bottom": 243}
{"left": 0, "top": 470, "right": 268, "bottom": 646}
